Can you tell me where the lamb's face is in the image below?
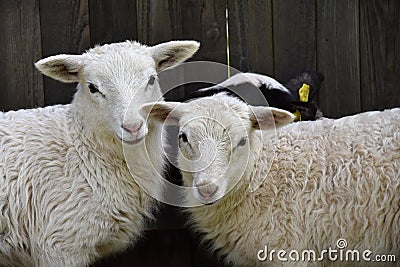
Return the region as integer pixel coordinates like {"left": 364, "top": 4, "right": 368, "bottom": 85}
{"left": 79, "top": 50, "right": 161, "bottom": 145}
{"left": 35, "top": 40, "right": 199, "bottom": 145}
{"left": 176, "top": 100, "right": 252, "bottom": 204}
{"left": 140, "top": 93, "right": 296, "bottom": 205}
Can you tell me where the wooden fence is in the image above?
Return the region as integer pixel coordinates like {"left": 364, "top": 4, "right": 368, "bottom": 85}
{"left": 1, "top": 1, "right": 399, "bottom": 266}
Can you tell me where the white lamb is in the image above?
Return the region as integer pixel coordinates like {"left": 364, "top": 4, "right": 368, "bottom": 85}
{"left": 0, "top": 40, "right": 199, "bottom": 266}
{"left": 140, "top": 93, "right": 400, "bottom": 266}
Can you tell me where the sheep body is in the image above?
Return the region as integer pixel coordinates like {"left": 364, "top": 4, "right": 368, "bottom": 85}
{"left": 0, "top": 105, "right": 162, "bottom": 266}
{"left": 0, "top": 40, "right": 199, "bottom": 266}
{"left": 141, "top": 94, "right": 400, "bottom": 266}
{"left": 191, "top": 108, "right": 400, "bottom": 266}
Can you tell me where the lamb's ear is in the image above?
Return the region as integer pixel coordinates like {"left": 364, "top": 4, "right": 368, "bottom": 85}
{"left": 35, "top": 54, "right": 84, "bottom": 83}
{"left": 249, "top": 106, "right": 295, "bottom": 130}
{"left": 150, "top": 41, "right": 200, "bottom": 72}
{"left": 140, "top": 102, "right": 187, "bottom": 125}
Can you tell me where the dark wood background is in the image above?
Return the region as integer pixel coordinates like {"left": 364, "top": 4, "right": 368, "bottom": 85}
{"left": 1, "top": 1, "right": 399, "bottom": 266}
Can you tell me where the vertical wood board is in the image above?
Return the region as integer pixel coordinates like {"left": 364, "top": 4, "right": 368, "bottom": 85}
{"left": 228, "top": 0, "right": 274, "bottom": 75}
{"left": 39, "top": 0, "right": 90, "bottom": 105}
{"left": 0, "top": 0, "right": 44, "bottom": 110}
{"left": 360, "top": 0, "right": 400, "bottom": 111}
{"left": 317, "top": 0, "right": 361, "bottom": 118}
{"left": 273, "top": 0, "right": 316, "bottom": 83}
{"left": 89, "top": 0, "right": 138, "bottom": 45}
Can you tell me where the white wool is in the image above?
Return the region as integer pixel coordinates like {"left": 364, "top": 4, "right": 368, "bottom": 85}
{"left": 0, "top": 40, "right": 199, "bottom": 266}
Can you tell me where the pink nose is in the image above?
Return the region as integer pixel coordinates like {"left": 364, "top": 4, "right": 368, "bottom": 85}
{"left": 196, "top": 182, "right": 218, "bottom": 198}
{"left": 122, "top": 121, "right": 143, "bottom": 135}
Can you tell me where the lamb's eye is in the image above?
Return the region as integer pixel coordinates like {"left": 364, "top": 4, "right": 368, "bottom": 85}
{"left": 148, "top": 75, "right": 156, "bottom": 86}
{"left": 88, "top": 83, "right": 99, "bottom": 94}
{"left": 179, "top": 132, "right": 188, "bottom": 143}
{"left": 238, "top": 137, "right": 247, "bottom": 147}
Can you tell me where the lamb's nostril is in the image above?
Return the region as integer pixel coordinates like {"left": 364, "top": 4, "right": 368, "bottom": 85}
{"left": 197, "top": 183, "right": 218, "bottom": 198}
{"left": 122, "top": 121, "right": 143, "bottom": 134}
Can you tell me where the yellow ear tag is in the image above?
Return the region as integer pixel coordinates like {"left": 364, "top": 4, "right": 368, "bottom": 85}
{"left": 293, "top": 109, "right": 301, "bottom": 121}
{"left": 299, "top": 83, "right": 310, "bottom": 102}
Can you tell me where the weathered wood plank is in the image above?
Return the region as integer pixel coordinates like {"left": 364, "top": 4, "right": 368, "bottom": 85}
{"left": 360, "top": 0, "right": 400, "bottom": 111}
{"left": 39, "top": 0, "right": 90, "bottom": 105}
{"left": 273, "top": 0, "right": 316, "bottom": 82}
{"left": 317, "top": 0, "right": 361, "bottom": 118}
{"left": 181, "top": 0, "right": 227, "bottom": 63}
{"left": 227, "top": 0, "right": 274, "bottom": 75}
{"left": 0, "top": 0, "right": 44, "bottom": 111}
{"left": 89, "top": 0, "right": 138, "bottom": 45}
{"left": 136, "top": 0, "right": 183, "bottom": 45}
{"left": 180, "top": 0, "right": 228, "bottom": 99}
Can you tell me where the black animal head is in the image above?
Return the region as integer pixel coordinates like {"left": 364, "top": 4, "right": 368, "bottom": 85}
{"left": 284, "top": 71, "right": 324, "bottom": 120}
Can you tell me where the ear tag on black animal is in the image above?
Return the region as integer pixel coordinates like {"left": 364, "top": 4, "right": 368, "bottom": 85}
{"left": 293, "top": 110, "right": 302, "bottom": 121}
{"left": 293, "top": 83, "right": 311, "bottom": 121}
{"left": 299, "top": 83, "right": 310, "bottom": 102}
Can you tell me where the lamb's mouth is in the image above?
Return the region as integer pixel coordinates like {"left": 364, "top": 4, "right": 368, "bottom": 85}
{"left": 116, "top": 134, "right": 145, "bottom": 145}
{"left": 123, "top": 137, "right": 145, "bottom": 145}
